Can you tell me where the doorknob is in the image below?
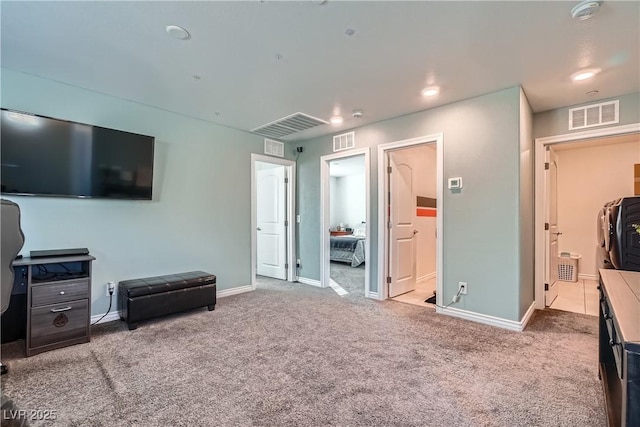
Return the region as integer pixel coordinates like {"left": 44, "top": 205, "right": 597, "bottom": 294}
{"left": 553, "top": 232, "right": 562, "bottom": 236}
{"left": 413, "top": 230, "right": 419, "bottom": 235}
{"left": 257, "top": 227, "right": 262, "bottom": 231}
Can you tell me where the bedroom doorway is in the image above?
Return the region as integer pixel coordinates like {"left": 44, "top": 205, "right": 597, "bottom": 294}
{"left": 251, "top": 154, "right": 296, "bottom": 288}
{"left": 320, "top": 148, "right": 371, "bottom": 297}
{"left": 377, "top": 134, "right": 443, "bottom": 307}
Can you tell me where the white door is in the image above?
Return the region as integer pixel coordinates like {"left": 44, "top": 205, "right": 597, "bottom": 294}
{"left": 545, "top": 149, "right": 560, "bottom": 306}
{"left": 388, "top": 152, "right": 418, "bottom": 297}
{"left": 256, "top": 165, "right": 287, "bottom": 280}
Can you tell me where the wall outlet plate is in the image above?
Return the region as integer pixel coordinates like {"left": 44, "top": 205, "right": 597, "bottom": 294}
{"left": 106, "top": 282, "right": 115, "bottom": 297}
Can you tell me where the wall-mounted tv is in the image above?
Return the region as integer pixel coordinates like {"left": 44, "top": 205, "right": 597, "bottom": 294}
{"left": 1, "top": 109, "right": 154, "bottom": 200}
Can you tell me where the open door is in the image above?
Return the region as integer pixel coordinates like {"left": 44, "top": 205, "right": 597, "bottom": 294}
{"left": 545, "top": 148, "right": 560, "bottom": 306}
{"left": 256, "top": 165, "right": 287, "bottom": 280}
{"left": 387, "top": 151, "right": 418, "bottom": 297}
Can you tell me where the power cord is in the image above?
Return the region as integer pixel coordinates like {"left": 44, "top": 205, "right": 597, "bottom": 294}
{"left": 430, "top": 287, "right": 464, "bottom": 310}
{"left": 91, "top": 285, "right": 114, "bottom": 326}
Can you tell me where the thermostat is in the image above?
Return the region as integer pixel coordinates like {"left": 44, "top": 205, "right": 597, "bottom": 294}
{"left": 448, "top": 177, "right": 463, "bottom": 190}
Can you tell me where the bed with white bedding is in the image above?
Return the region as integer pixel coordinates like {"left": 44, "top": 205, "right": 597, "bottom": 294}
{"left": 329, "top": 226, "right": 365, "bottom": 267}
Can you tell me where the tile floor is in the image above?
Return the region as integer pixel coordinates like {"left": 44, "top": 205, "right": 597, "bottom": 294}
{"left": 391, "top": 276, "right": 437, "bottom": 308}
{"left": 549, "top": 278, "right": 599, "bottom": 316}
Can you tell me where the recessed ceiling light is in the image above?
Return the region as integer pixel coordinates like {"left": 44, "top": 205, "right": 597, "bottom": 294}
{"left": 192, "top": 75, "right": 201, "bottom": 80}
{"left": 352, "top": 109, "right": 363, "bottom": 118}
{"left": 166, "top": 25, "right": 190, "bottom": 40}
{"left": 330, "top": 116, "right": 344, "bottom": 125}
{"left": 571, "top": 68, "right": 601, "bottom": 81}
{"left": 421, "top": 86, "right": 440, "bottom": 97}
{"left": 571, "top": 0, "right": 601, "bottom": 21}
{"left": 345, "top": 28, "right": 356, "bottom": 37}
{"left": 586, "top": 90, "right": 600, "bottom": 96}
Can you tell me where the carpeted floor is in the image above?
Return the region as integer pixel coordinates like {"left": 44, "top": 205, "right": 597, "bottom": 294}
{"left": 1, "top": 278, "right": 605, "bottom": 426}
{"left": 330, "top": 261, "right": 365, "bottom": 298}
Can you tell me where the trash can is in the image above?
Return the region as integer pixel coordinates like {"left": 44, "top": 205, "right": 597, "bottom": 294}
{"left": 558, "top": 253, "right": 581, "bottom": 282}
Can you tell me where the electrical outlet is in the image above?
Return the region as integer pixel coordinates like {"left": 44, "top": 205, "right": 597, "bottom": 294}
{"left": 458, "top": 282, "right": 467, "bottom": 295}
{"left": 296, "top": 215, "right": 301, "bottom": 223}
{"left": 106, "top": 281, "right": 115, "bottom": 297}
{"left": 296, "top": 259, "right": 301, "bottom": 268}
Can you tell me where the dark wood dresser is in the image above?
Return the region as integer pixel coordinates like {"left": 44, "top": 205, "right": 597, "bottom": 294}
{"left": 598, "top": 269, "right": 640, "bottom": 427}
{"left": 13, "top": 255, "right": 95, "bottom": 356}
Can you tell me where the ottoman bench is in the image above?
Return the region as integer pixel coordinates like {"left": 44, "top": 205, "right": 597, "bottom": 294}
{"left": 118, "top": 271, "right": 216, "bottom": 330}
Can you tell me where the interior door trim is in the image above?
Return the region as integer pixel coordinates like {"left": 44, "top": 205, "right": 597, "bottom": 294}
{"left": 376, "top": 133, "right": 443, "bottom": 304}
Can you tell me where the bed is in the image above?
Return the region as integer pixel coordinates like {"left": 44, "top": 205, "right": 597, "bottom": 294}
{"left": 330, "top": 227, "right": 366, "bottom": 267}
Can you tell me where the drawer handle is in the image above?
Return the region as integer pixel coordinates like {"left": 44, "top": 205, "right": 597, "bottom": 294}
{"left": 50, "top": 306, "right": 72, "bottom": 313}
{"left": 59, "top": 291, "right": 65, "bottom": 295}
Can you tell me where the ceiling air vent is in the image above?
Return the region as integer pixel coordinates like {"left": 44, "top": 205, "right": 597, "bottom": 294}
{"left": 333, "top": 131, "right": 355, "bottom": 152}
{"left": 264, "top": 139, "right": 284, "bottom": 158}
{"left": 569, "top": 100, "right": 619, "bottom": 130}
{"left": 252, "top": 112, "right": 328, "bottom": 138}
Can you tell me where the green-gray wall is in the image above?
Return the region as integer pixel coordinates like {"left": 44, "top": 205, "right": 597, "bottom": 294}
{"left": 519, "top": 88, "right": 534, "bottom": 318}
{"left": 292, "top": 86, "right": 532, "bottom": 322}
{"left": 1, "top": 69, "right": 265, "bottom": 316}
{"left": 534, "top": 92, "right": 640, "bottom": 138}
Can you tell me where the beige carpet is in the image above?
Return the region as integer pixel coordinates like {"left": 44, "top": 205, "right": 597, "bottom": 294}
{"left": 1, "top": 278, "right": 605, "bottom": 426}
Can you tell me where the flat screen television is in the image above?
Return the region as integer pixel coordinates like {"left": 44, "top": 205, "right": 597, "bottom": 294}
{"left": 1, "top": 109, "right": 154, "bottom": 200}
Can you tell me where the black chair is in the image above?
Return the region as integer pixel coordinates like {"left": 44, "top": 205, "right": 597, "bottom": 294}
{"left": 1, "top": 199, "right": 25, "bottom": 375}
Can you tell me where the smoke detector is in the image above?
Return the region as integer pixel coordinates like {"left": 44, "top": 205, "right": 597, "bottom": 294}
{"left": 571, "top": 1, "right": 601, "bottom": 21}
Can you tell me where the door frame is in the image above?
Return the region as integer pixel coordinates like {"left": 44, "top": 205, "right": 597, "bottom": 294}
{"left": 377, "top": 133, "right": 443, "bottom": 304}
{"left": 320, "top": 148, "right": 371, "bottom": 295}
{"left": 251, "top": 153, "right": 297, "bottom": 288}
{"left": 534, "top": 123, "right": 640, "bottom": 309}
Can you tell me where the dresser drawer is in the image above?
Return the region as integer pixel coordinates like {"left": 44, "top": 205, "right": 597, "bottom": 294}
{"left": 30, "top": 299, "right": 89, "bottom": 348}
{"left": 31, "top": 279, "right": 89, "bottom": 307}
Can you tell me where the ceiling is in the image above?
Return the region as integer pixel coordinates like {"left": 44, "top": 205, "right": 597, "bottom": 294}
{"left": 1, "top": 1, "right": 638, "bottom": 141}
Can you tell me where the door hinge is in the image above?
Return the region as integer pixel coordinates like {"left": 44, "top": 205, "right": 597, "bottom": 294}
{"left": 285, "top": 263, "right": 289, "bottom": 269}
{"left": 387, "top": 166, "right": 392, "bottom": 174}
{"left": 388, "top": 222, "right": 392, "bottom": 229}
{"left": 284, "top": 177, "right": 289, "bottom": 184}
{"left": 545, "top": 222, "right": 549, "bottom": 231}
{"left": 284, "top": 220, "right": 288, "bottom": 227}
{"left": 544, "top": 283, "right": 549, "bottom": 291}
{"left": 544, "top": 162, "right": 549, "bottom": 170}
{"left": 386, "top": 276, "right": 392, "bottom": 284}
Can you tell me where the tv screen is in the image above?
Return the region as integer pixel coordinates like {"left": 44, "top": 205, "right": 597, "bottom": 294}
{"left": 1, "top": 109, "right": 154, "bottom": 200}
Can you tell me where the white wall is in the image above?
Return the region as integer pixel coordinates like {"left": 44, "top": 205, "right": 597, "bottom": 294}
{"left": 556, "top": 139, "right": 640, "bottom": 277}
{"left": 329, "top": 156, "right": 366, "bottom": 230}
{"left": 1, "top": 69, "right": 265, "bottom": 316}
{"left": 329, "top": 176, "right": 339, "bottom": 229}
{"left": 333, "top": 174, "right": 366, "bottom": 230}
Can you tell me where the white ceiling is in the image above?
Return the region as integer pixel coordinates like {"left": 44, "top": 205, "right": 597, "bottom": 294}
{"left": 2, "top": 1, "right": 638, "bottom": 141}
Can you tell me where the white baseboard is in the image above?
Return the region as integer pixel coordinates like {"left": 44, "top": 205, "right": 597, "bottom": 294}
{"left": 519, "top": 302, "right": 537, "bottom": 330}
{"left": 366, "top": 291, "right": 381, "bottom": 300}
{"left": 578, "top": 273, "right": 597, "bottom": 281}
{"left": 89, "top": 285, "right": 253, "bottom": 325}
{"left": 217, "top": 285, "right": 253, "bottom": 298}
{"left": 437, "top": 301, "right": 536, "bottom": 332}
{"left": 417, "top": 272, "right": 436, "bottom": 283}
{"left": 90, "top": 311, "right": 120, "bottom": 325}
{"left": 297, "top": 277, "right": 322, "bottom": 287}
